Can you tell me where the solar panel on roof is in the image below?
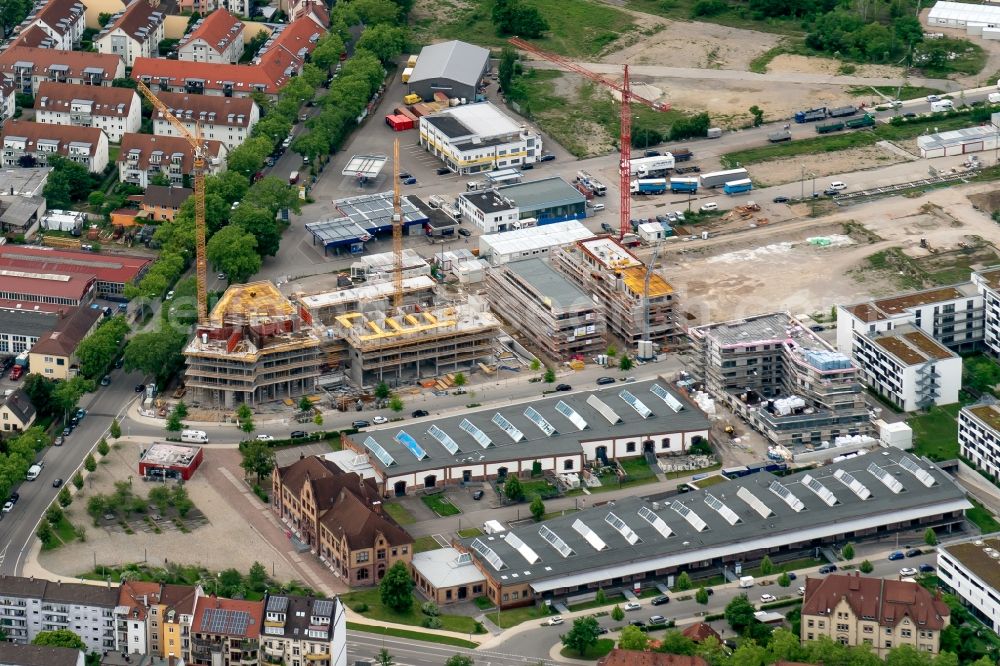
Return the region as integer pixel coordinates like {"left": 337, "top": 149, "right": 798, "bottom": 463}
{"left": 650, "top": 383, "right": 684, "bottom": 412}
{"left": 670, "top": 500, "right": 707, "bottom": 532}
{"left": 555, "top": 400, "right": 587, "bottom": 430}
{"left": 539, "top": 525, "right": 574, "bottom": 558}
{"left": 768, "top": 481, "right": 805, "bottom": 512}
{"left": 364, "top": 436, "right": 395, "bottom": 467}
{"left": 833, "top": 468, "right": 871, "bottom": 500}
{"left": 459, "top": 418, "right": 492, "bottom": 448}
{"left": 899, "top": 456, "right": 936, "bottom": 487}
{"left": 266, "top": 595, "right": 288, "bottom": 613}
{"left": 586, "top": 395, "right": 622, "bottom": 425}
{"left": 867, "top": 462, "right": 903, "bottom": 494}
{"left": 736, "top": 486, "right": 772, "bottom": 518}
{"left": 471, "top": 538, "right": 506, "bottom": 571}
{"left": 504, "top": 532, "right": 540, "bottom": 564}
{"left": 704, "top": 493, "right": 740, "bottom": 525}
{"left": 311, "top": 599, "right": 334, "bottom": 618}
{"left": 427, "top": 424, "right": 460, "bottom": 455}
{"left": 394, "top": 431, "right": 428, "bottom": 460}
{"left": 572, "top": 518, "right": 607, "bottom": 551}
{"left": 802, "top": 474, "right": 838, "bottom": 507}
{"left": 619, "top": 390, "right": 652, "bottom": 418}
{"left": 605, "top": 511, "right": 640, "bottom": 545}
{"left": 524, "top": 406, "right": 557, "bottom": 436}
{"left": 637, "top": 505, "right": 672, "bottom": 538}
{"left": 200, "top": 608, "right": 253, "bottom": 636}
{"left": 492, "top": 413, "right": 524, "bottom": 442}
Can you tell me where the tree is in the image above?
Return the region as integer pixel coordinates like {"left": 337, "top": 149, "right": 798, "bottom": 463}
{"left": 618, "top": 355, "right": 633, "bottom": 371}
{"left": 595, "top": 588, "right": 606, "bottom": 604}
{"left": 43, "top": 156, "right": 93, "bottom": 208}
{"left": 240, "top": 416, "right": 256, "bottom": 438}
{"left": 243, "top": 176, "right": 302, "bottom": 217}
{"left": 492, "top": 0, "right": 548, "bottom": 38}
{"left": 749, "top": 105, "right": 764, "bottom": 127}
{"left": 312, "top": 32, "right": 346, "bottom": 70}
{"left": 237, "top": 404, "right": 253, "bottom": 422}
{"left": 166, "top": 412, "right": 185, "bottom": 433}
{"left": 46, "top": 504, "right": 63, "bottom": 525}
{"left": 618, "top": 624, "right": 648, "bottom": 651}
{"left": 84, "top": 454, "right": 97, "bottom": 473}
{"left": 231, "top": 205, "right": 282, "bottom": 258}
{"left": 924, "top": 528, "right": 938, "bottom": 546}
{"left": 379, "top": 561, "right": 414, "bottom": 612}
{"left": 498, "top": 46, "right": 518, "bottom": 91}
{"left": 504, "top": 476, "right": 525, "bottom": 502}
{"left": 314, "top": 413, "right": 324, "bottom": 427}
{"left": 298, "top": 395, "right": 313, "bottom": 413}
{"left": 32, "top": 629, "right": 85, "bottom": 649}
{"left": 207, "top": 224, "right": 262, "bottom": 283}
{"left": 542, "top": 368, "right": 556, "bottom": 383}
{"left": 759, "top": 555, "right": 774, "bottom": 576}
{"left": 658, "top": 630, "right": 696, "bottom": 655}
{"left": 529, "top": 358, "right": 541, "bottom": 372}
{"left": 444, "top": 656, "right": 473, "bottom": 666}
{"left": 611, "top": 604, "right": 624, "bottom": 621}
{"left": 886, "top": 645, "right": 934, "bottom": 666}
{"left": 247, "top": 561, "right": 268, "bottom": 592}
{"left": 172, "top": 485, "right": 194, "bottom": 517}
{"left": 58, "top": 486, "right": 71, "bottom": 508}
{"left": 374, "top": 648, "right": 394, "bottom": 666}
{"left": 37, "top": 520, "right": 54, "bottom": 547}
{"left": 860, "top": 559, "right": 874, "bottom": 574}
{"left": 389, "top": 395, "right": 404, "bottom": 412}
{"left": 842, "top": 543, "right": 855, "bottom": 561}
{"left": 673, "top": 571, "right": 692, "bottom": 591}
{"left": 530, "top": 495, "right": 545, "bottom": 521}
{"left": 110, "top": 418, "right": 122, "bottom": 439}
{"left": 97, "top": 439, "right": 110, "bottom": 456}
{"left": 23, "top": 374, "right": 55, "bottom": 418}
{"left": 228, "top": 135, "right": 273, "bottom": 177}
{"left": 695, "top": 586, "right": 709, "bottom": 604}
{"left": 124, "top": 327, "right": 188, "bottom": 385}
{"left": 351, "top": 0, "right": 400, "bottom": 24}
{"left": 453, "top": 372, "right": 467, "bottom": 388}
{"left": 725, "top": 594, "right": 756, "bottom": 633}
{"left": 561, "top": 616, "right": 600, "bottom": 657}
{"left": 777, "top": 571, "right": 791, "bottom": 587}
{"left": 51, "top": 377, "right": 90, "bottom": 419}
{"left": 375, "top": 382, "right": 391, "bottom": 399}
{"left": 240, "top": 440, "right": 276, "bottom": 485}
{"left": 356, "top": 24, "right": 407, "bottom": 63}
{"left": 72, "top": 472, "right": 83, "bottom": 489}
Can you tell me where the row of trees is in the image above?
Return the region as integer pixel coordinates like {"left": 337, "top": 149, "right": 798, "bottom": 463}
{"left": 74, "top": 315, "right": 129, "bottom": 380}
{"left": 805, "top": 10, "right": 925, "bottom": 64}
{"left": 0, "top": 426, "right": 49, "bottom": 507}
{"left": 492, "top": 0, "right": 548, "bottom": 38}
{"left": 21, "top": 374, "right": 92, "bottom": 423}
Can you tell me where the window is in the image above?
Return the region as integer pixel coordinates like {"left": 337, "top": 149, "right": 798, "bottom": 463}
{"left": 837, "top": 623, "right": 849, "bottom": 631}
{"left": 807, "top": 620, "right": 814, "bottom": 628}
{"left": 885, "top": 641, "right": 892, "bottom": 649}
{"left": 563, "top": 459, "right": 573, "bottom": 470}
{"left": 901, "top": 629, "right": 911, "bottom": 638}
{"left": 626, "top": 442, "right": 636, "bottom": 453}
{"left": 807, "top": 633, "right": 814, "bottom": 640}
{"left": 661, "top": 438, "right": 670, "bottom": 448}
{"left": 356, "top": 552, "right": 369, "bottom": 563}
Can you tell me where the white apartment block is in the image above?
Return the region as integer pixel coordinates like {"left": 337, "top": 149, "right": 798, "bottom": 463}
{"left": 20, "top": 0, "right": 86, "bottom": 51}
{"left": 261, "top": 594, "right": 346, "bottom": 666}
{"left": 95, "top": 1, "right": 166, "bottom": 68}
{"left": 118, "top": 133, "right": 227, "bottom": 188}
{"left": 937, "top": 535, "right": 1000, "bottom": 634}
{"left": 34, "top": 82, "right": 141, "bottom": 143}
{"left": 152, "top": 92, "right": 259, "bottom": 151}
{"left": 0, "top": 81, "right": 14, "bottom": 122}
{"left": 177, "top": 9, "right": 244, "bottom": 64}
{"left": 972, "top": 267, "right": 1000, "bottom": 358}
{"left": 0, "top": 575, "right": 118, "bottom": 652}
{"left": 1, "top": 121, "right": 109, "bottom": 173}
{"left": 457, "top": 189, "right": 520, "bottom": 233}
{"left": 419, "top": 102, "right": 541, "bottom": 175}
{"left": 959, "top": 401, "right": 1000, "bottom": 482}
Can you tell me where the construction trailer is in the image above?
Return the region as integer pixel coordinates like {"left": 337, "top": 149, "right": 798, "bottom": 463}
{"left": 183, "top": 281, "right": 321, "bottom": 407}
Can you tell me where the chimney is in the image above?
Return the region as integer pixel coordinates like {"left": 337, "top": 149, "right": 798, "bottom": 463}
{"left": 299, "top": 453, "right": 305, "bottom": 460}
{"left": 372, "top": 500, "right": 382, "bottom": 515}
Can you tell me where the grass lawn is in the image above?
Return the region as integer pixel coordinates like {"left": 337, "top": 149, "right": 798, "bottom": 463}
{"left": 519, "top": 478, "right": 559, "bottom": 500}
{"left": 421, "top": 494, "right": 460, "bottom": 517}
{"left": 346, "top": 622, "right": 478, "bottom": 648}
{"left": 559, "top": 638, "right": 615, "bottom": 660}
{"left": 740, "top": 557, "right": 825, "bottom": 579}
{"left": 567, "top": 592, "right": 625, "bottom": 612}
{"left": 341, "top": 588, "right": 483, "bottom": 635}
{"left": 966, "top": 497, "right": 1000, "bottom": 533}
{"left": 692, "top": 475, "right": 727, "bottom": 489}
{"left": 493, "top": 604, "right": 553, "bottom": 628}
{"left": 627, "top": 0, "right": 804, "bottom": 36}
{"left": 963, "top": 354, "right": 1000, "bottom": 398}
{"left": 412, "top": 536, "right": 440, "bottom": 553}
{"left": 458, "top": 527, "right": 483, "bottom": 538}
{"left": 420, "top": 0, "right": 637, "bottom": 59}
{"left": 42, "top": 516, "right": 78, "bottom": 550}
{"left": 383, "top": 501, "right": 416, "bottom": 525}
{"left": 909, "top": 404, "right": 962, "bottom": 462}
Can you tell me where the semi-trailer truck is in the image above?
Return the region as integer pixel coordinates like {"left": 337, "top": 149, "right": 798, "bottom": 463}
{"left": 629, "top": 155, "right": 675, "bottom": 177}
{"left": 630, "top": 178, "right": 668, "bottom": 194}
{"left": 723, "top": 178, "right": 753, "bottom": 194}
{"left": 669, "top": 177, "right": 699, "bottom": 193}
{"left": 846, "top": 114, "right": 875, "bottom": 129}
{"left": 829, "top": 105, "right": 858, "bottom": 118}
{"left": 670, "top": 148, "right": 693, "bottom": 162}
{"left": 794, "top": 107, "right": 828, "bottom": 123}
{"left": 816, "top": 121, "right": 845, "bottom": 134}
{"left": 700, "top": 168, "right": 749, "bottom": 189}
{"left": 577, "top": 170, "right": 607, "bottom": 196}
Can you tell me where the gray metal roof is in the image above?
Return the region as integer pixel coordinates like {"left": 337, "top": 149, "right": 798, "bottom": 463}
{"left": 423, "top": 114, "right": 470, "bottom": 139}
{"left": 409, "top": 40, "right": 490, "bottom": 87}
{"left": 355, "top": 378, "right": 710, "bottom": 476}
{"left": 497, "top": 177, "right": 586, "bottom": 214}
{"left": 461, "top": 450, "right": 970, "bottom": 593}
{"left": 504, "top": 259, "right": 591, "bottom": 310}
{"left": 0, "top": 308, "right": 55, "bottom": 339}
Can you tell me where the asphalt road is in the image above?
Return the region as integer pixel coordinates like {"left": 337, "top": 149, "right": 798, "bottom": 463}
{"left": 0, "top": 366, "right": 146, "bottom": 576}
{"left": 347, "top": 630, "right": 560, "bottom": 666}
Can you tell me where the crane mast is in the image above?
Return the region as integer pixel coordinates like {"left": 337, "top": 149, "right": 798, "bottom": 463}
{"left": 392, "top": 138, "right": 403, "bottom": 308}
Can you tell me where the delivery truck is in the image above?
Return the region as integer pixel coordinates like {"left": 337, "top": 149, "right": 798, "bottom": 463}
{"left": 629, "top": 155, "right": 675, "bottom": 177}
{"left": 816, "top": 121, "right": 845, "bottom": 134}
{"left": 846, "top": 114, "right": 875, "bottom": 129}
{"left": 669, "top": 177, "right": 699, "bottom": 193}
{"left": 723, "top": 178, "right": 753, "bottom": 195}
{"left": 739, "top": 576, "right": 755, "bottom": 588}
{"left": 829, "top": 105, "right": 858, "bottom": 118}
{"left": 930, "top": 99, "right": 954, "bottom": 113}
{"left": 795, "top": 107, "right": 828, "bottom": 123}
{"left": 631, "top": 178, "right": 668, "bottom": 194}
{"left": 701, "top": 168, "right": 749, "bottom": 189}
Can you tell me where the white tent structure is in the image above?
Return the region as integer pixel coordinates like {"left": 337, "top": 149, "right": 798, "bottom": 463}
{"left": 928, "top": 2, "right": 1000, "bottom": 29}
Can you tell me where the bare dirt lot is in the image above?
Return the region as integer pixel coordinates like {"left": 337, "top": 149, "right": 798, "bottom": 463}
{"left": 745, "top": 144, "right": 912, "bottom": 187}
{"left": 605, "top": 20, "right": 782, "bottom": 70}
{"left": 765, "top": 54, "right": 906, "bottom": 80}
{"left": 660, "top": 182, "right": 1000, "bottom": 324}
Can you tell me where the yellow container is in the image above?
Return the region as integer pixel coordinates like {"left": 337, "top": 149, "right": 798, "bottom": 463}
{"left": 407, "top": 55, "right": 418, "bottom": 67}
{"left": 404, "top": 93, "right": 421, "bottom": 105}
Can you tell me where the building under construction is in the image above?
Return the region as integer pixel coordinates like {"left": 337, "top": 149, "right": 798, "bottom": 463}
{"left": 183, "top": 281, "right": 321, "bottom": 407}
{"left": 551, "top": 237, "right": 676, "bottom": 349}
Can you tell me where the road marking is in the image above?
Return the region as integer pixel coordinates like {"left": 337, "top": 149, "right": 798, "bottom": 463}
{"left": 0, "top": 541, "right": 9, "bottom": 567}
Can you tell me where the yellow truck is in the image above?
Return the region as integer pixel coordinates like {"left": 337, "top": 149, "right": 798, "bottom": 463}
{"left": 403, "top": 93, "right": 421, "bottom": 105}
{"left": 407, "top": 54, "right": 418, "bottom": 67}
{"left": 401, "top": 67, "right": 413, "bottom": 83}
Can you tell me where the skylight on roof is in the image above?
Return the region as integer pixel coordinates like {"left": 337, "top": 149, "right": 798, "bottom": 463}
{"left": 524, "top": 406, "right": 557, "bottom": 437}
{"left": 363, "top": 436, "right": 395, "bottom": 468}
{"left": 586, "top": 394, "right": 622, "bottom": 425}
{"left": 492, "top": 413, "right": 524, "bottom": 443}
{"left": 801, "top": 474, "right": 838, "bottom": 507}
{"left": 471, "top": 538, "right": 506, "bottom": 571}
{"left": 619, "top": 390, "right": 652, "bottom": 418}
{"left": 637, "top": 505, "right": 672, "bottom": 539}
{"left": 867, "top": 462, "right": 903, "bottom": 494}
{"left": 899, "top": 456, "right": 936, "bottom": 488}
{"left": 503, "top": 532, "right": 540, "bottom": 564}
{"left": 736, "top": 486, "right": 772, "bottom": 518}
{"left": 572, "top": 519, "right": 607, "bottom": 551}
{"left": 539, "top": 525, "right": 574, "bottom": 558}
{"left": 459, "top": 418, "right": 492, "bottom": 448}
{"left": 427, "top": 424, "right": 460, "bottom": 455}
{"left": 555, "top": 400, "right": 587, "bottom": 430}
{"left": 394, "top": 430, "right": 427, "bottom": 461}
{"left": 605, "top": 512, "right": 640, "bottom": 545}
{"left": 704, "top": 493, "right": 740, "bottom": 525}
{"left": 833, "top": 468, "right": 871, "bottom": 500}
{"left": 768, "top": 481, "right": 805, "bottom": 512}
{"left": 671, "top": 500, "right": 708, "bottom": 532}
{"left": 650, "top": 383, "right": 684, "bottom": 412}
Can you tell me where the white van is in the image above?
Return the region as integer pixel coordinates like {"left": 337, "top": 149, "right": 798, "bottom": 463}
{"left": 181, "top": 429, "right": 209, "bottom": 444}
{"left": 26, "top": 463, "right": 42, "bottom": 481}
{"left": 591, "top": 203, "right": 605, "bottom": 212}
{"left": 739, "top": 575, "right": 755, "bottom": 588}
{"left": 989, "top": 93, "right": 1000, "bottom": 104}
{"left": 829, "top": 181, "right": 847, "bottom": 192}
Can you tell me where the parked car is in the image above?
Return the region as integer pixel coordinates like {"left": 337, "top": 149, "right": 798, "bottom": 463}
{"left": 700, "top": 202, "right": 718, "bottom": 212}
{"left": 797, "top": 586, "right": 806, "bottom": 596}
{"left": 829, "top": 181, "right": 847, "bottom": 191}
{"left": 543, "top": 616, "right": 564, "bottom": 626}
{"left": 372, "top": 416, "right": 389, "bottom": 425}
{"left": 256, "top": 434, "right": 274, "bottom": 441}
{"left": 115, "top": 357, "right": 125, "bottom": 368}
{"left": 905, "top": 548, "right": 922, "bottom": 557}
{"left": 135, "top": 383, "right": 146, "bottom": 392}
{"left": 760, "top": 593, "right": 776, "bottom": 603}
{"left": 100, "top": 375, "right": 111, "bottom": 386}
{"left": 823, "top": 188, "right": 838, "bottom": 196}
{"left": 62, "top": 427, "right": 71, "bottom": 437}
{"left": 888, "top": 551, "right": 905, "bottom": 561}
{"left": 520, "top": 163, "right": 534, "bottom": 170}
{"left": 399, "top": 171, "right": 412, "bottom": 180}
{"left": 926, "top": 94, "right": 941, "bottom": 102}
{"left": 666, "top": 212, "right": 677, "bottom": 223}
{"left": 818, "top": 564, "right": 838, "bottom": 574}
{"left": 539, "top": 154, "right": 556, "bottom": 162}
{"left": 458, "top": 228, "right": 472, "bottom": 237}
{"left": 412, "top": 409, "right": 430, "bottom": 418}
{"left": 903, "top": 112, "right": 917, "bottom": 118}
{"left": 352, "top": 420, "right": 370, "bottom": 428}
{"left": 629, "top": 620, "right": 646, "bottom": 629}
{"left": 674, "top": 211, "right": 685, "bottom": 222}
{"left": 787, "top": 572, "right": 797, "bottom": 580}
{"left": 217, "top": 272, "right": 226, "bottom": 280}
{"left": 2, "top": 500, "right": 12, "bottom": 513}
{"left": 402, "top": 177, "right": 417, "bottom": 185}
{"left": 165, "top": 290, "right": 175, "bottom": 300}
{"left": 52, "top": 478, "right": 63, "bottom": 488}
{"left": 651, "top": 595, "right": 670, "bottom": 606}
{"left": 75, "top": 409, "right": 86, "bottom": 421}
{"left": 54, "top": 436, "right": 63, "bottom": 447}
{"left": 919, "top": 563, "right": 935, "bottom": 573}
{"left": 436, "top": 167, "right": 451, "bottom": 175}
{"left": 899, "top": 567, "right": 919, "bottom": 577}
{"left": 648, "top": 615, "right": 667, "bottom": 626}
{"left": 472, "top": 490, "right": 484, "bottom": 500}
{"left": 290, "top": 431, "right": 307, "bottom": 439}
{"left": 624, "top": 601, "right": 641, "bottom": 611}
{"left": 773, "top": 195, "right": 790, "bottom": 203}
{"left": 555, "top": 384, "right": 572, "bottom": 392}
{"left": 596, "top": 377, "right": 616, "bottom": 385}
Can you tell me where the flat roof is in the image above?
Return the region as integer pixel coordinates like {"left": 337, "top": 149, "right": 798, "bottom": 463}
{"left": 140, "top": 442, "right": 201, "bottom": 467}
{"left": 871, "top": 325, "right": 957, "bottom": 366}
{"left": 498, "top": 177, "right": 586, "bottom": 212}
{"left": 578, "top": 237, "right": 642, "bottom": 270}
{"left": 411, "top": 547, "right": 487, "bottom": 589}
{"left": 353, "top": 378, "right": 710, "bottom": 476}
{"left": 299, "top": 275, "right": 436, "bottom": 310}
{"left": 463, "top": 451, "right": 968, "bottom": 592}
{"left": 843, "top": 282, "right": 978, "bottom": 322}
{"left": 460, "top": 190, "right": 514, "bottom": 215}
{"left": 691, "top": 311, "right": 835, "bottom": 354}
{"left": 504, "top": 258, "right": 591, "bottom": 309}
{"left": 342, "top": 154, "right": 387, "bottom": 179}
{"left": 479, "top": 220, "right": 593, "bottom": 258}
{"left": 409, "top": 40, "right": 489, "bottom": 87}
{"left": 917, "top": 124, "right": 996, "bottom": 151}
{"left": 974, "top": 266, "right": 1000, "bottom": 291}
{"left": 424, "top": 102, "right": 522, "bottom": 140}
{"left": 965, "top": 403, "right": 1000, "bottom": 432}
{"left": 0, "top": 167, "right": 51, "bottom": 196}
{"left": 942, "top": 535, "right": 1000, "bottom": 592}
{"left": 0, "top": 308, "right": 54, "bottom": 338}
{"left": 306, "top": 193, "right": 428, "bottom": 248}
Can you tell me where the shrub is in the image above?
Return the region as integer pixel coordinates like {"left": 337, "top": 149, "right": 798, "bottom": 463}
{"left": 421, "top": 616, "right": 442, "bottom": 629}
{"left": 421, "top": 602, "right": 440, "bottom": 616}
{"left": 353, "top": 603, "right": 369, "bottom": 613}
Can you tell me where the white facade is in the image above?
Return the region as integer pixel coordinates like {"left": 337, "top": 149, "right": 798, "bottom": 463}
{"left": 419, "top": 102, "right": 542, "bottom": 175}
{"left": 177, "top": 10, "right": 245, "bottom": 64}
{"left": 23, "top": 0, "right": 86, "bottom": 50}
{"left": 457, "top": 191, "right": 520, "bottom": 233}
{"left": 1, "top": 129, "right": 109, "bottom": 173}
{"left": 0, "top": 584, "right": 117, "bottom": 652}
{"left": 972, "top": 268, "right": 1000, "bottom": 357}
{"left": 959, "top": 403, "right": 1000, "bottom": 481}
{"left": 937, "top": 537, "right": 1000, "bottom": 634}
{"left": 35, "top": 90, "right": 141, "bottom": 143}
{"left": 117, "top": 614, "right": 148, "bottom": 655}
{"left": 95, "top": 5, "right": 166, "bottom": 68}
{"left": 478, "top": 220, "right": 593, "bottom": 266}
{"left": 0, "top": 84, "right": 14, "bottom": 122}
{"left": 153, "top": 101, "right": 259, "bottom": 151}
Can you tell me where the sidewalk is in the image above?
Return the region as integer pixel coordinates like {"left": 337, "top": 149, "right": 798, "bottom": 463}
{"left": 955, "top": 461, "right": 1000, "bottom": 516}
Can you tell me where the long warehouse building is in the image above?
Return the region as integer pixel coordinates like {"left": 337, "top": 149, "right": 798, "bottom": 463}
{"left": 460, "top": 450, "right": 970, "bottom": 608}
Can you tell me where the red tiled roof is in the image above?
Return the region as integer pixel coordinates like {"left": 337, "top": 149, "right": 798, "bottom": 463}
{"left": 0, "top": 270, "right": 93, "bottom": 301}
{"left": 192, "top": 596, "right": 263, "bottom": 639}
{"left": 181, "top": 8, "right": 243, "bottom": 55}
{"left": 29, "top": 0, "right": 85, "bottom": 37}
{"left": 261, "top": 16, "right": 323, "bottom": 62}
{"left": 155, "top": 91, "right": 256, "bottom": 128}
{"left": 802, "top": 573, "right": 950, "bottom": 631}
{"left": 680, "top": 622, "right": 721, "bottom": 643}
{"left": 35, "top": 81, "right": 138, "bottom": 118}
{"left": 1, "top": 119, "right": 104, "bottom": 158}
{"left": 102, "top": 0, "right": 165, "bottom": 41}
{"left": 29, "top": 305, "right": 102, "bottom": 357}
{"left": 131, "top": 57, "right": 291, "bottom": 95}
{"left": 118, "top": 581, "right": 163, "bottom": 621}
{"left": 292, "top": 0, "right": 329, "bottom": 27}
{"left": 11, "top": 25, "right": 57, "bottom": 49}
{"left": 597, "top": 650, "right": 707, "bottom": 666}
{"left": 118, "top": 133, "right": 225, "bottom": 173}
{"left": 0, "top": 246, "right": 150, "bottom": 285}
{"left": 0, "top": 47, "right": 123, "bottom": 83}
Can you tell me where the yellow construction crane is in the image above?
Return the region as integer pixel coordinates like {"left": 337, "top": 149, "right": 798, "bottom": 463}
{"left": 135, "top": 80, "right": 209, "bottom": 325}
{"left": 392, "top": 138, "right": 403, "bottom": 308}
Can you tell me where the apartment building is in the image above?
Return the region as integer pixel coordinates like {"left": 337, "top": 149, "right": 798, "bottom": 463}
{"left": 153, "top": 92, "right": 259, "bottom": 150}
{"left": 689, "top": 312, "right": 872, "bottom": 448}
{"left": 0, "top": 80, "right": 15, "bottom": 122}
{"left": 1, "top": 120, "right": 109, "bottom": 172}
{"left": 260, "top": 15, "right": 323, "bottom": 63}
{"left": 190, "top": 596, "right": 263, "bottom": 666}
{"left": 958, "top": 400, "right": 1000, "bottom": 482}
{"left": 261, "top": 594, "right": 347, "bottom": 666}
{"left": 131, "top": 54, "right": 298, "bottom": 98}
{"left": 419, "top": 102, "right": 542, "bottom": 174}
{"left": 140, "top": 185, "right": 192, "bottom": 222}
{"left": 272, "top": 455, "right": 413, "bottom": 586}
{"left": 801, "top": 573, "right": 949, "bottom": 657}
{"left": 178, "top": 0, "right": 220, "bottom": 16}
{"left": 0, "top": 575, "right": 118, "bottom": 652}
{"left": 178, "top": 9, "right": 244, "bottom": 64}
{"left": 0, "top": 47, "right": 124, "bottom": 96}
{"left": 848, "top": 324, "right": 961, "bottom": 412}
{"left": 937, "top": 534, "right": 1000, "bottom": 634}
{"left": 0, "top": 644, "right": 84, "bottom": 666}
{"left": 94, "top": 0, "right": 166, "bottom": 68}
{"left": 27, "top": 305, "right": 102, "bottom": 379}
{"left": 485, "top": 258, "right": 605, "bottom": 360}
{"left": 117, "top": 133, "right": 227, "bottom": 188}
{"left": 552, "top": 237, "right": 675, "bottom": 347}
{"left": 9, "top": 25, "right": 58, "bottom": 49}
{"left": 19, "top": 0, "right": 86, "bottom": 51}
{"left": 34, "top": 82, "right": 141, "bottom": 142}
{"left": 973, "top": 266, "right": 1000, "bottom": 358}
{"left": 114, "top": 581, "right": 201, "bottom": 660}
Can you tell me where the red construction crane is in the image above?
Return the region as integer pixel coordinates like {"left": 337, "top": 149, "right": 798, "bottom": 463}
{"left": 508, "top": 38, "right": 669, "bottom": 240}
